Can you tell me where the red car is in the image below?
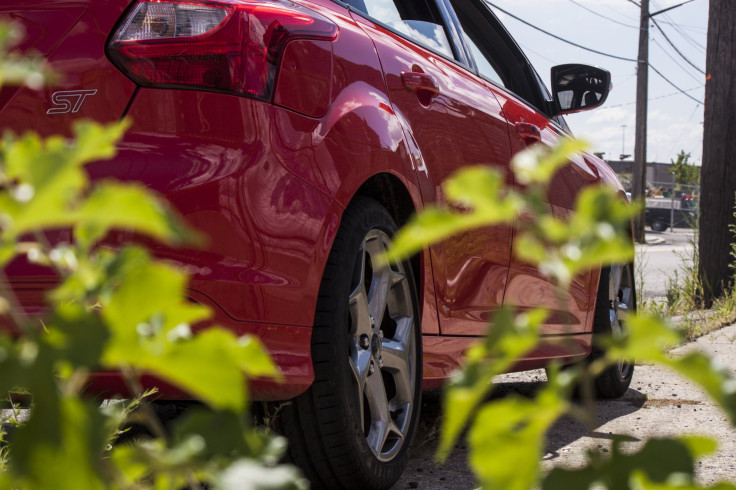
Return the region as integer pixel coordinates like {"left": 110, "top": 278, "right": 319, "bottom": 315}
{"left": 1, "top": 0, "right": 634, "bottom": 487}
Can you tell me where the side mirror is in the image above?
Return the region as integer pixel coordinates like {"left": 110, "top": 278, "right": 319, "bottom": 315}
{"left": 551, "top": 64, "right": 611, "bottom": 116}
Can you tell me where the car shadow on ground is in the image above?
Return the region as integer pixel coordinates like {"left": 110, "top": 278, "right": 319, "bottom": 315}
{"left": 396, "top": 377, "right": 647, "bottom": 488}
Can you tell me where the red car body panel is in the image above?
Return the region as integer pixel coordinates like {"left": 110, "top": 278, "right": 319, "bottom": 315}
{"left": 0, "top": 0, "right": 625, "bottom": 402}
{"left": 352, "top": 13, "right": 515, "bottom": 339}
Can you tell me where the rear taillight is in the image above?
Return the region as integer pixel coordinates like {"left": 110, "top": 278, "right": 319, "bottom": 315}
{"left": 107, "top": 0, "right": 338, "bottom": 100}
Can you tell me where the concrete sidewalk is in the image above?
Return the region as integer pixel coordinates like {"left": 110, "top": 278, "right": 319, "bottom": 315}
{"left": 393, "top": 324, "right": 736, "bottom": 489}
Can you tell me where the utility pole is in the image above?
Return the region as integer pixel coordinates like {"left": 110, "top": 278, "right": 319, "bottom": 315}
{"left": 699, "top": 0, "right": 736, "bottom": 304}
{"left": 632, "top": 0, "right": 649, "bottom": 243}
{"left": 631, "top": 0, "right": 695, "bottom": 243}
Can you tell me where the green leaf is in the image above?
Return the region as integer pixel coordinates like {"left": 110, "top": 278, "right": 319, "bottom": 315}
{"left": 678, "top": 435, "right": 719, "bottom": 460}
{"left": 0, "top": 121, "right": 130, "bottom": 242}
{"left": 75, "top": 181, "right": 198, "bottom": 249}
{"left": 172, "top": 409, "right": 270, "bottom": 462}
{"left": 543, "top": 438, "right": 717, "bottom": 490}
{"left": 134, "top": 328, "right": 252, "bottom": 411}
{"left": 9, "top": 397, "right": 109, "bottom": 490}
{"left": 470, "top": 384, "right": 567, "bottom": 490}
{"left": 70, "top": 120, "right": 130, "bottom": 166}
{"left": 511, "top": 138, "right": 589, "bottom": 185}
{"left": 48, "top": 303, "right": 110, "bottom": 370}
{"left": 437, "top": 308, "right": 542, "bottom": 461}
{"left": 384, "top": 167, "right": 521, "bottom": 264}
{"left": 102, "top": 252, "right": 188, "bottom": 341}
{"left": 630, "top": 472, "right": 736, "bottom": 490}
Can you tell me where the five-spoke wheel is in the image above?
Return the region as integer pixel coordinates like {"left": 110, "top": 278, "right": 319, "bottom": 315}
{"left": 348, "top": 229, "right": 417, "bottom": 462}
{"left": 281, "top": 197, "right": 421, "bottom": 489}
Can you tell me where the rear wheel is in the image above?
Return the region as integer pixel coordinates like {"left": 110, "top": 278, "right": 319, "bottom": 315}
{"left": 281, "top": 197, "right": 422, "bottom": 490}
{"left": 547, "top": 265, "right": 634, "bottom": 398}
{"left": 591, "top": 264, "right": 635, "bottom": 399}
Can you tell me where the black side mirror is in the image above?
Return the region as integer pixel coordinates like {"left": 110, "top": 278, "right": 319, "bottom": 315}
{"left": 551, "top": 64, "right": 611, "bottom": 116}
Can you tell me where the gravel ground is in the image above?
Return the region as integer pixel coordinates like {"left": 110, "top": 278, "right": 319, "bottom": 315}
{"left": 392, "top": 324, "right": 736, "bottom": 489}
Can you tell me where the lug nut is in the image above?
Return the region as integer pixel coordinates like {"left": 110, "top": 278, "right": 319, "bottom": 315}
{"left": 360, "top": 334, "right": 370, "bottom": 349}
{"left": 377, "top": 358, "right": 384, "bottom": 368}
{"left": 369, "top": 361, "right": 375, "bottom": 375}
{"left": 370, "top": 315, "right": 376, "bottom": 328}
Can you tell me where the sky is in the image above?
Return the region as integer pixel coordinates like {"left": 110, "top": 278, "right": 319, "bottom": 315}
{"left": 488, "top": 0, "right": 708, "bottom": 165}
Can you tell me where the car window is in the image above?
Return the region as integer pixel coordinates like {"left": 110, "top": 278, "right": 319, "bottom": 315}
{"left": 449, "top": 0, "right": 550, "bottom": 115}
{"left": 461, "top": 31, "right": 505, "bottom": 87}
{"left": 343, "top": 0, "right": 454, "bottom": 59}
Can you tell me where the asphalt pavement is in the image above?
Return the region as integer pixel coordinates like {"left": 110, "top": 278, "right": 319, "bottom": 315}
{"left": 638, "top": 228, "right": 697, "bottom": 299}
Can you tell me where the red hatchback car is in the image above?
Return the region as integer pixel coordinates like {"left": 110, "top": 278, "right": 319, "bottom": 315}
{"left": 1, "top": 0, "right": 635, "bottom": 487}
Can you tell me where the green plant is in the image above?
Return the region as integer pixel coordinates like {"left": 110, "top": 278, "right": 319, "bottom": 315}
{"left": 387, "top": 142, "right": 736, "bottom": 489}
{"left": 670, "top": 150, "right": 700, "bottom": 190}
{"left": 0, "top": 25, "right": 305, "bottom": 489}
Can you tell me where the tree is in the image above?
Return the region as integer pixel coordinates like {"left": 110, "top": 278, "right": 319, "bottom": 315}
{"left": 698, "top": 0, "right": 736, "bottom": 304}
{"left": 670, "top": 150, "right": 700, "bottom": 190}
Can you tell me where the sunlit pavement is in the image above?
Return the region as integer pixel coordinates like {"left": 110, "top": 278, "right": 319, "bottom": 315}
{"left": 637, "top": 228, "right": 697, "bottom": 299}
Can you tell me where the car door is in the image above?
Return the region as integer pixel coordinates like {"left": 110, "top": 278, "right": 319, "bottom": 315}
{"left": 448, "top": 0, "right": 600, "bottom": 336}
{"left": 346, "top": 0, "right": 515, "bottom": 336}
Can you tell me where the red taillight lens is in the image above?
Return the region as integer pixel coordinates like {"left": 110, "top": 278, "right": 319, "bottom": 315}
{"left": 108, "top": 0, "right": 338, "bottom": 100}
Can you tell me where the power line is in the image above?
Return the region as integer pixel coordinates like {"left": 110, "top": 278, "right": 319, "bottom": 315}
{"left": 485, "top": 1, "right": 705, "bottom": 105}
{"left": 651, "top": 18, "right": 705, "bottom": 74}
{"left": 657, "top": 19, "right": 706, "bottom": 34}
{"left": 567, "top": 0, "right": 639, "bottom": 29}
{"left": 599, "top": 85, "right": 703, "bottom": 109}
{"left": 658, "top": 15, "right": 706, "bottom": 51}
{"left": 601, "top": 3, "right": 640, "bottom": 22}
{"left": 649, "top": 64, "right": 703, "bottom": 104}
{"left": 665, "top": 101, "right": 701, "bottom": 158}
{"left": 485, "top": 1, "right": 638, "bottom": 62}
{"left": 652, "top": 38, "right": 704, "bottom": 83}
{"left": 651, "top": 0, "right": 707, "bottom": 52}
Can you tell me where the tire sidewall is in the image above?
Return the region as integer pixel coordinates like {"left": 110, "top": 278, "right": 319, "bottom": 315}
{"left": 309, "top": 197, "right": 422, "bottom": 487}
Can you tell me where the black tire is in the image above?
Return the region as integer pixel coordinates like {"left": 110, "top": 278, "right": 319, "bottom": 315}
{"left": 281, "top": 197, "right": 422, "bottom": 490}
{"left": 650, "top": 220, "right": 667, "bottom": 232}
{"left": 590, "top": 265, "right": 635, "bottom": 399}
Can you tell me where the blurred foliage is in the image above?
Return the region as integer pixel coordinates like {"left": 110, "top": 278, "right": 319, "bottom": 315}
{"left": 0, "top": 23, "right": 305, "bottom": 489}
{"left": 387, "top": 140, "right": 736, "bottom": 489}
{"left": 670, "top": 150, "right": 700, "bottom": 189}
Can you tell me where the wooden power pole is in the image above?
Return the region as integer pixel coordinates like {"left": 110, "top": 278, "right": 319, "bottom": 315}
{"left": 698, "top": 0, "right": 736, "bottom": 304}
{"left": 632, "top": 0, "right": 649, "bottom": 243}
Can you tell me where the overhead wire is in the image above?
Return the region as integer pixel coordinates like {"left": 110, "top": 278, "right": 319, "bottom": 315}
{"left": 599, "top": 85, "right": 703, "bottom": 109}
{"left": 651, "top": 38, "right": 704, "bottom": 83}
{"left": 485, "top": 1, "right": 638, "bottom": 62}
{"left": 651, "top": 0, "right": 707, "bottom": 50}
{"left": 484, "top": 1, "right": 704, "bottom": 105}
{"left": 649, "top": 65, "right": 703, "bottom": 104}
{"left": 566, "top": 0, "right": 639, "bottom": 29}
{"left": 651, "top": 18, "right": 705, "bottom": 73}
{"left": 665, "top": 102, "right": 701, "bottom": 158}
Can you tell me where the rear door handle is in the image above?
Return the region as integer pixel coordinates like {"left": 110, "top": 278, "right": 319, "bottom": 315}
{"left": 516, "top": 122, "right": 542, "bottom": 144}
{"left": 401, "top": 71, "right": 440, "bottom": 98}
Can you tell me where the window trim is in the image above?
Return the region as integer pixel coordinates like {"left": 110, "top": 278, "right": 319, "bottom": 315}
{"left": 330, "top": 0, "right": 472, "bottom": 68}
{"left": 447, "top": 0, "right": 558, "bottom": 118}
